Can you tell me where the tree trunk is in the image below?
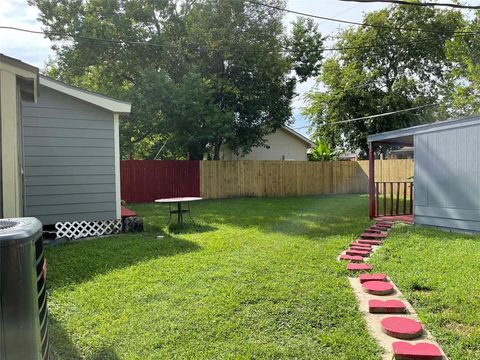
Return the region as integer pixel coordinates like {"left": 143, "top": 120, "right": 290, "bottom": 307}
{"left": 213, "top": 139, "right": 223, "bottom": 160}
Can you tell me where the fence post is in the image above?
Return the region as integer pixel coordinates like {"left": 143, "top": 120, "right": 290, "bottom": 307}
{"left": 368, "top": 143, "right": 376, "bottom": 219}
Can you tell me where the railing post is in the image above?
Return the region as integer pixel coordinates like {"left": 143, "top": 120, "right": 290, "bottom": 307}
{"left": 409, "top": 182, "right": 413, "bottom": 215}
{"left": 368, "top": 142, "right": 375, "bottom": 219}
{"left": 396, "top": 182, "right": 400, "bottom": 215}
{"left": 383, "top": 182, "right": 387, "bottom": 216}
{"left": 390, "top": 182, "right": 394, "bottom": 216}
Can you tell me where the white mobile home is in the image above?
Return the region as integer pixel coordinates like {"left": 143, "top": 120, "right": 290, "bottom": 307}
{"left": 368, "top": 116, "right": 480, "bottom": 233}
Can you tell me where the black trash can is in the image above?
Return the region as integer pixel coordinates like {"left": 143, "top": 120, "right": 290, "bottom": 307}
{"left": 0, "top": 217, "right": 49, "bottom": 360}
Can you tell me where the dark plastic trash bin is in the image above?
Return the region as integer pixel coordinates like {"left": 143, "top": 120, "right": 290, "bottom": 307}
{"left": 0, "top": 217, "right": 49, "bottom": 360}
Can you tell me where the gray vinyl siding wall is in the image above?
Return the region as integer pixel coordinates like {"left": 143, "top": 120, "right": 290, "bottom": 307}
{"left": 0, "top": 93, "right": 2, "bottom": 218}
{"left": 22, "top": 86, "right": 116, "bottom": 225}
{"left": 414, "top": 121, "right": 480, "bottom": 232}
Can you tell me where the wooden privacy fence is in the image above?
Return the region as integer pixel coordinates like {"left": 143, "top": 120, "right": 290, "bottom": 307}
{"left": 121, "top": 160, "right": 200, "bottom": 203}
{"left": 200, "top": 159, "right": 413, "bottom": 199}
{"left": 120, "top": 159, "right": 413, "bottom": 202}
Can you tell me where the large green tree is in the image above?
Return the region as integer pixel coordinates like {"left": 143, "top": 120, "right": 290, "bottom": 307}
{"left": 303, "top": 5, "right": 464, "bottom": 156}
{"left": 445, "top": 12, "right": 480, "bottom": 115}
{"left": 31, "top": 0, "right": 323, "bottom": 159}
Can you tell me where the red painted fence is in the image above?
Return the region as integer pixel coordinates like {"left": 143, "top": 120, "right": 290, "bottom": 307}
{"left": 121, "top": 160, "right": 200, "bottom": 203}
{"left": 373, "top": 181, "right": 413, "bottom": 217}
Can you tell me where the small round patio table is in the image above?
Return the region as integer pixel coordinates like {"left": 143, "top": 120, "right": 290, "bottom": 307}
{"left": 155, "top": 197, "right": 203, "bottom": 224}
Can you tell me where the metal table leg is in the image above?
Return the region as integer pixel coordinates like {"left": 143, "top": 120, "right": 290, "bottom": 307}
{"left": 177, "top": 202, "right": 183, "bottom": 224}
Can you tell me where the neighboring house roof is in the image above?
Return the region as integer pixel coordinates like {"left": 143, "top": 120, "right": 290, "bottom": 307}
{"left": 40, "top": 75, "right": 131, "bottom": 114}
{"left": 281, "top": 126, "right": 316, "bottom": 148}
{"left": 367, "top": 115, "right": 480, "bottom": 146}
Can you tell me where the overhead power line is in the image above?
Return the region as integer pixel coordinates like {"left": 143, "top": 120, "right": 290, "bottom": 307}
{"left": 244, "top": 0, "right": 480, "bottom": 36}
{"left": 0, "top": 25, "right": 463, "bottom": 54}
{"left": 293, "top": 103, "right": 438, "bottom": 129}
{"left": 340, "top": 0, "right": 480, "bottom": 10}
{"left": 317, "top": 3, "right": 362, "bottom": 25}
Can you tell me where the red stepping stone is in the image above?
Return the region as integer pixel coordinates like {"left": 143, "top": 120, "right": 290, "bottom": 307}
{"left": 346, "top": 249, "right": 371, "bottom": 257}
{"left": 347, "top": 263, "right": 372, "bottom": 272}
{"left": 360, "top": 232, "right": 387, "bottom": 239}
{"left": 377, "top": 220, "right": 393, "bottom": 224}
{"left": 350, "top": 246, "right": 371, "bottom": 252}
{"left": 369, "top": 299, "right": 406, "bottom": 314}
{"left": 339, "top": 254, "right": 364, "bottom": 262}
{"left": 362, "top": 280, "right": 394, "bottom": 295}
{"left": 359, "top": 273, "right": 387, "bottom": 283}
{"left": 381, "top": 317, "right": 423, "bottom": 339}
{"left": 350, "top": 243, "right": 372, "bottom": 249}
{"left": 371, "top": 225, "right": 389, "bottom": 231}
{"left": 365, "top": 228, "right": 382, "bottom": 234}
{"left": 392, "top": 341, "right": 442, "bottom": 360}
{"left": 376, "top": 223, "right": 393, "bottom": 228}
{"left": 358, "top": 239, "right": 382, "bottom": 245}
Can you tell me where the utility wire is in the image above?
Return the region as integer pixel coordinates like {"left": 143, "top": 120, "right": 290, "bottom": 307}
{"left": 317, "top": 3, "right": 362, "bottom": 25}
{"left": 244, "top": 0, "right": 480, "bottom": 35}
{"left": 293, "top": 103, "right": 437, "bottom": 129}
{"left": 340, "top": 0, "right": 480, "bottom": 10}
{"left": 0, "top": 25, "right": 467, "bottom": 54}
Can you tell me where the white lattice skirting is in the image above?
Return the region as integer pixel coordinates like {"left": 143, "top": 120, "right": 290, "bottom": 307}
{"left": 55, "top": 220, "right": 122, "bottom": 240}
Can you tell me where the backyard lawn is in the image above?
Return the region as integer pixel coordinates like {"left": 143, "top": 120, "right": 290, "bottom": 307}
{"left": 45, "top": 194, "right": 480, "bottom": 359}
{"left": 46, "top": 195, "right": 382, "bottom": 359}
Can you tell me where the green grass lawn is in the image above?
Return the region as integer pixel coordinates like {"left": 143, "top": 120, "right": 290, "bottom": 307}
{"left": 369, "top": 225, "right": 480, "bottom": 360}
{"left": 46, "top": 195, "right": 382, "bottom": 359}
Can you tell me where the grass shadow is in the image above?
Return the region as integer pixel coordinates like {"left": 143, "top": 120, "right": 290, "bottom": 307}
{"left": 45, "top": 234, "right": 200, "bottom": 289}
{"left": 49, "top": 316, "right": 120, "bottom": 360}
{"left": 167, "top": 221, "right": 217, "bottom": 234}
{"left": 49, "top": 316, "right": 82, "bottom": 360}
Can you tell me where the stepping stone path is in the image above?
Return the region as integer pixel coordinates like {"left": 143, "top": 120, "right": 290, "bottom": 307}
{"left": 339, "top": 254, "right": 364, "bottom": 262}
{"left": 364, "top": 228, "right": 383, "bottom": 233}
{"left": 358, "top": 239, "right": 383, "bottom": 245}
{"left": 392, "top": 341, "right": 443, "bottom": 360}
{"left": 346, "top": 263, "right": 372, "bottom": 272}
{"left": 368, "top": 299, "right": 406, "bottom": 314}
{"left": 350, "top": 242, "right": 372, "bottom": 249}
{"left": 362, "top": 280, "right": 394, "bottom": 295}
{"left": 346, "top": 249, "right": 371, "bottom": 257}
{"left": 371, "top": 225, "right": 389, "bottom": 231}
{"left": 336, "top": 220, "right": 445, "bottom": 359}
{"left": 350, "top": 245, "right": 372, "bottom": 251}
{"left": 381, "top": 317, "right": 423, "bottom": 339}
{"left": 360, "top": 232, "right": 387, "bottom": 239}
{"left": 359, "top": 273, "right": 387, "bottom": 283}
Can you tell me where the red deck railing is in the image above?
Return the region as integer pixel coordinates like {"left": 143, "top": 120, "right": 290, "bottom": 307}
{"left": 374, "top": 181, "right": 413, "bottom": 217}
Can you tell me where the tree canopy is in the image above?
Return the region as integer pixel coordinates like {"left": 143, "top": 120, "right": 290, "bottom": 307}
{"left": 303, "top": 5, "right": 465, "bottom": 157}
{"left": 31, "top": 0, "right": 323, "bottom": 159}
{"left": 445, "top": 11, "right": 480, "bottom": 116}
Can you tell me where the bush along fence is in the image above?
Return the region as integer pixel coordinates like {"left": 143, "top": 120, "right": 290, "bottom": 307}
{"left": 120, "top": 159, "right": 413, "bottom": 203}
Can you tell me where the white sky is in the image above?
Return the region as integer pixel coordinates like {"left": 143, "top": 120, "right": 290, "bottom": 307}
{"left": 1, "top": 0, "right": 472, "bottom": 136}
